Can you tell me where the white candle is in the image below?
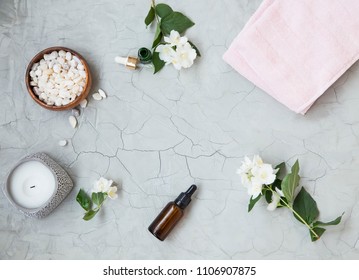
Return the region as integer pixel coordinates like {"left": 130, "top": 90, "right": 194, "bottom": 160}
{"left": 8, "top": 160, "right": 56, "bottom": 209}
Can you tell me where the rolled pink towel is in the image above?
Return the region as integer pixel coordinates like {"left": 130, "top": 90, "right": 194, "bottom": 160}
{"left": 223, "top": 0, "right": 359, "bottom": 114}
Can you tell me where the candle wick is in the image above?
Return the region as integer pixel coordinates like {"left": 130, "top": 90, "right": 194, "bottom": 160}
{"left": 30, "top": 185, "right": 35, "bottom": 189}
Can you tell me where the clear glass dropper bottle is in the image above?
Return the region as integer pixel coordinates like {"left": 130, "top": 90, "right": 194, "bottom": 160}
{"left": 148, "top": 185, "right": 197, "bottom": 241}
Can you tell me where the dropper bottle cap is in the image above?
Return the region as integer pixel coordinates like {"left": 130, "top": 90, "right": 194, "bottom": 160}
{"left": 114, "top": 56, "right": 139, "bottom": 70}
{"left": 174, "top": 185, "right": 197, "bottom": 210}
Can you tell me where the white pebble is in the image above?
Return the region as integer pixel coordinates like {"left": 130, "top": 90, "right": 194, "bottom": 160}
{"left": 92, "top": 93, "right": 102, "bottom": 101}
{"left": 48, "top": 60, "right": 55, "bottom": 69}
{"left": 80, "top": 99, "right": 88, "bottom": 108}
{"left": 35, "top": 69, "right": 42, "bottom": 76}
{"left": 33, "top": 87, "right": 40, "bottom": 95}
{"left": 44, "top": 54, "right": 51, "bottom": 61}
{"left": 70, "top": 60, "right": 77, "bottom": 68}
{"left": 79, "top": 70, "right": 86, "bottom": 78}
{"left": 66, "top": 52, "right": 72, "bottom": 61}
{"left": 53, "top": 64, "right": 61, "bottom": 73}
{"left": 55, "top": 98, "right": 62, "bottom": 106}
{"left": 72, "top": 108, "right": 80, "bottom": 117}
{"left": 59, "top": 50, "right": 66, "bottom": 57}
{"left": 58, "top": 140, "right": 67, "bottom": 147}
{"left": 77, "top": 64, "right": 85, "bottom": 71}
{"left": 69, "top": 115, "right": 77, "bottom": 128}
{"left": 50, "top": 51, "right": 58, "bottom": 59}
{"left": 31, "top": 63, "right": 39, "bottom": 71}
{"left": 39, "top": 93, "right": 47, "bottom": 101}
{"left": 73, "top": 56, "right": 81, "bottom": 64}
{"left": 98, "top": 89, "right": 107, "bottom": 99}
{"left": 62, "top": 98, "right": 71, "bottom": 106}
{"left": 73, "top": 76, "right": 82, "bottom": 84}
{"left": 40, "top": 63, "right": 48, "bottom": 71}
{"left": 57, "top": 57, "right": 65, "bottom": 65}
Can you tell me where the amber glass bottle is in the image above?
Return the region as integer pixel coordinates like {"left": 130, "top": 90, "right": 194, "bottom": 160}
{"left": 148, "top": 185, "right": 197, "bottom": 241}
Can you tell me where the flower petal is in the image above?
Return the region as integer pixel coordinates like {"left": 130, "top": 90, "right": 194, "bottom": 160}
{"left": 267, "top": 192, "right": 281, "bottom": 211}
{"left": 107, "top": 186, "right": 118, "bottom": 199}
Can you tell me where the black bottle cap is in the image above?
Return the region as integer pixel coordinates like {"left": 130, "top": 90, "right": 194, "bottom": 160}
{"left": 174, "top": 185, "right": 197, "bottom": 210}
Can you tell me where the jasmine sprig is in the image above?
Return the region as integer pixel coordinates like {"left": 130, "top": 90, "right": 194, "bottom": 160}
{"left": 76, "top": 177, "right": 118, "bottom": 221}
{"left": 76, "top": 190, "right": 107, "bottom": 220}
{"left": 240, "top": 156, "right": 343, "bottom": 242}
{"left": 144, "top": 0, "right": 200, "bottom": 73}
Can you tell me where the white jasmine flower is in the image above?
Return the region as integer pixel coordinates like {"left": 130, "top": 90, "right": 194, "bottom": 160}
{"left": 92, "top": 177, "right": 113, "bottom": 193}
{"left": 237, "top": 155, "right": 277, "bottom": 198}
{"left": 156, "top": 44, "right": 176, "bottom": 63}
{"left": 237, "top": 156, "right": 254, "bottom": 175}
{"left": 251, "top": 163, "right": 276, "bottom": 185}
{"left": 267, "top": 188, "right": 284, "bottom": 211}
{"left": 247, "top": 177, "right": 263, "bottom": 199}
{"left": 176, "top": 42, "right": 197, "bottom": 69}
{"left": 107, "top": 186, "right": 118, "bottom": 199}
{"left": 164, "top": 30, "right": 188, "bottom": 46}
{"left": 253, "top": 155, "right": 264, "bottom": 167}
{"left": 169, "top": 51, "right": 183, "bottom": 70}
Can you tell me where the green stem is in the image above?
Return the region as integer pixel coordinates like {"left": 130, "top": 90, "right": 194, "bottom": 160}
{"left": 93, "top": 194, "right": 108, "bottom": 212}
{"left": 151, "top": 0, "right": 160, "bottom": 24}
{"left": 264, "top": 187, "right": 319, "bottom": 239}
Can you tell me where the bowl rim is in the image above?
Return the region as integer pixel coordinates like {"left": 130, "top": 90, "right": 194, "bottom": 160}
{"left": 25, "top": 46, "right": 92, "bottom": 111}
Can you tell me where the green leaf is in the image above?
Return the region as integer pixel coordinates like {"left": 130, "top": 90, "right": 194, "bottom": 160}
{"left": 92, "top": 192, "right": 105, "bottom": 207}
{"left": 281, "top": 160, "right": 300, "bottom": 204}
{"left": 155, "top": 3, "right": 173, "bottom": 18}
{"left": 145, "top": 6, "right": 155, "bottom": 27}
{"left": 293, "top": 187, "right": 319, "bottom": 225}
{"left": 76, "top": 189, "right": 91, "bottom": 211}
{"left": 310, "top": 227, "right": 326, "bottom": 242}
{"left": 152, "top": 50, "right": 165, "bottom": 74}
{"left": 160, "top": 12, "right": 195, "bottom": 35}
{"left": 278, "top": 196, "right": 288, "bottom": 208}
{"left": 152, "top": 24, "right": 163, "bottom": 48}
{"left": 275, "top": 162, "right": 286, "bottom": 179}
{"left": 272, "top": 178, "right": 282, "bottom": 190}
{"left": 264, "top": 189, "right": 272, "bottom": 204}
{"left": 83, "top": 209, "right": 99, "bottom": 221}
{"left": 248, "top": 195, "right": 262, "bottom": 212}
{"left": 313, "top": 213, "right": 344, "bottom": 227}
{"left": 188, "top": 41, "right": 201, "bottom": 57}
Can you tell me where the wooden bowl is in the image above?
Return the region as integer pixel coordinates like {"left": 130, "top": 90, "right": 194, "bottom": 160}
{"left": 25, "top": 46, "right": 92, "bottom": 111}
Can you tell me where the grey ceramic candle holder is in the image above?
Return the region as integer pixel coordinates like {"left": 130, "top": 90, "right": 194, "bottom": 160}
{"left": 3, "top": 152, "right": 73, "bottom": 218}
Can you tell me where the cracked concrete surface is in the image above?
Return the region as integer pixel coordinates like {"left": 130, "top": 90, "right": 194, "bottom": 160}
{"left": 1, "top": 0, "right": 359, "bottom": 259}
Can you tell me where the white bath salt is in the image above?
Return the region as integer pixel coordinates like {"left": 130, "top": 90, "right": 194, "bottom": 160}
{"left": 98, "top": 89, "right": 107, "bottom": 99}
{"left": 92, "top": 93, "right": 102, "bottom": 101}
{"left": 69, "top": 115, "right": 77, "bottom": 128}
{"left": 31, "top": 63, "right": 39, "bottom": 71}
{"left": 29, "top": 49, "right": 87, "bottom": 107}
{"left": 79, "top": 70, "right": 86, "bottom": 78}
{"left": 44, "top": 54, "right": 51, "bottom": 61}
{"left": 58, "top": 140, "right": 68, "bottom": 147}
{"left": 72, "top": 108, "right": 80, "bottom": 117}
{"left": 33, "top": 87, "right": 40, "bottom": 95}
{"left": 50, "top": 51, "right": 58, "bottom": 59}
{"left": 65, "top": 52, "right": 72, "bottom": 61}
{"left": 79, "top": 98, "right": 87, "bottom": 108}
{"left": 77, "top": 64, "right": 85, "bottom": 71}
